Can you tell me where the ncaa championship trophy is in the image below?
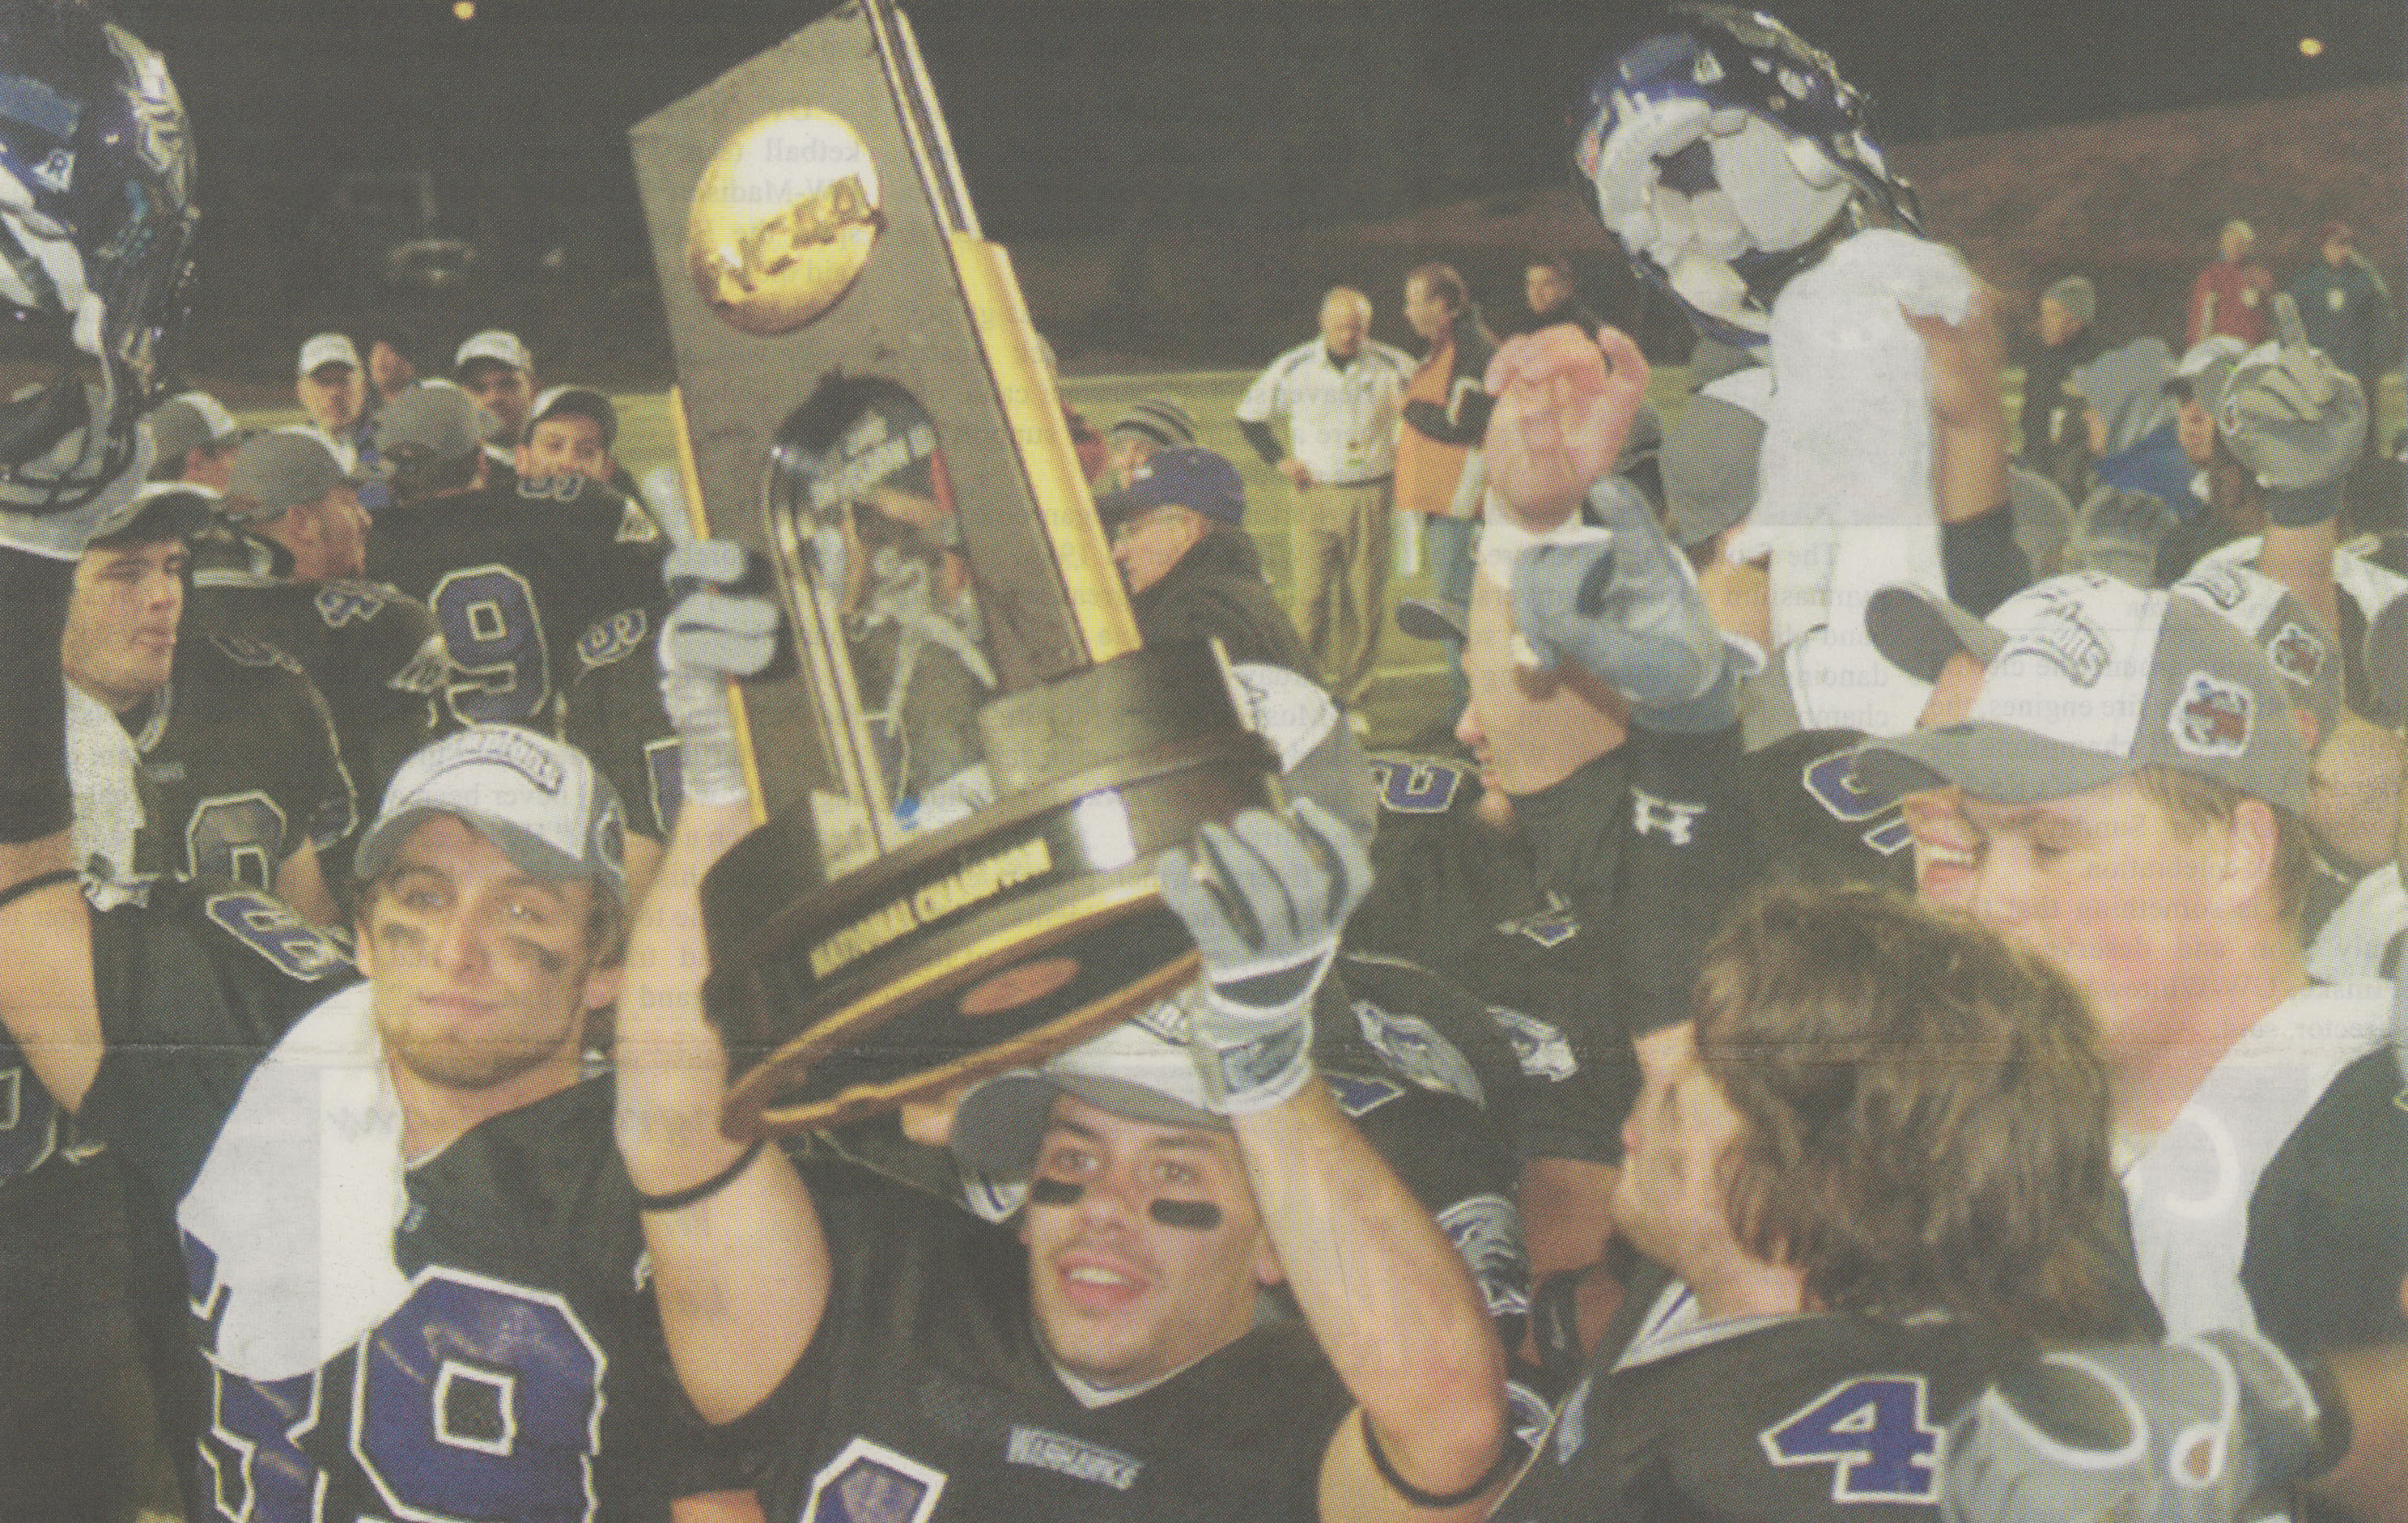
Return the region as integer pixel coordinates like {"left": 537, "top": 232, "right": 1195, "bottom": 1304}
{"left": 631, "top": 0, "right": 1273, "bottom": 1136}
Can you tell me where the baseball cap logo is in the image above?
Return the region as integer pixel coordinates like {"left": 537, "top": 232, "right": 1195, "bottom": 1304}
{"left": 2269, "top": 622, "right": 2326, "bottom": 684}
{"left": 2001, "top": 598, "right": 2111, "bottom": 689}
{"left": 442, "top": 727, "right": 567, "bottom": 794}
{"left": 2171, "top": 672, "right": 2253, "bottom": 759}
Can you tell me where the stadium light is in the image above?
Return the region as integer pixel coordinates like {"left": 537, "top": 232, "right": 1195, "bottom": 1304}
{"left": 453, "top": 1, "right": 476, "bottom": 20}
{"left": 2300, "top": 36, "right": 2324, "bottom": 57}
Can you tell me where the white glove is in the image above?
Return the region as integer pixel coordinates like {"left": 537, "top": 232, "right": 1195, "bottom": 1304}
{"left": 1155, "top": 800, "right": 1370, "bottom": 1114}
{"left": 658, "top": 541, "right": 778, "bottom": 808}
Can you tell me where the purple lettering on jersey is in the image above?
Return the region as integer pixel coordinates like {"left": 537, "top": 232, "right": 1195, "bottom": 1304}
{"left": 1759, "top": 1376, "right": 1942, "bottom": 1504}
{"left": 805, "top": 1437, "right": 946, "bottom": 1523}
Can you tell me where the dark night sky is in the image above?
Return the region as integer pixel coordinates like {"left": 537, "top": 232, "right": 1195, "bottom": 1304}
{"left": 108, "top": 0, "right": 2405, "bottom": 375}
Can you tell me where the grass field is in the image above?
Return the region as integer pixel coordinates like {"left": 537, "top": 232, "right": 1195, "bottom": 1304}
{"left": 241, "top": 363, "right": 2408, "bottom": 752}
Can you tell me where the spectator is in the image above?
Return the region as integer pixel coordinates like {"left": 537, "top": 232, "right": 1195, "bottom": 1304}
{"left": 142, "top": 390, "right": 243, "bottom": 490}
{"left": 186, "top": 429, "right": 448, "bottom": 848}
{"left": 62, "top": 485, "right": 349, "bottom": 921}
{"left": 1104, "top": 393, "right": 1198, "bottom": 489}
{"left": 367, "top": 381, "right": 663, "bottom": 736}
{"left": 293, "top": 333, "right": 369, "bottom": 473}
{"left": 2291, "top": 221, "right": 2393, "bottom": 428}
{"left": 2187, "top": 218, "right": 2275, "bottom": 349}
{"left": 1396, "top": 263, "right": 1497, "bottom": 726}
{"left": 360, "top": 326, "right": 419, "bottom": 412}
{"left": 454, "top": 329, "right": 536, "bottom": 484}
{"left": 1098, "top": 443, "right": 1313, "bottom": 677}
{"left": 2018, "top": 274, "right": 2107, "bottom": 498}
{"left": 1237, "top": 286, "right": 1413, "bottom": 711}
{"left": 1507, "top": 255, "right": 1601, "bottom": 340}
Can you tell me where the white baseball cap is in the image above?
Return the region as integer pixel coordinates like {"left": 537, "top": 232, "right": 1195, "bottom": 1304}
{"left": 355, "top": 726, "right": 628, "bottom": 903}
{"left": 297, "top": 333, "right": 360, "bottom": 376}
{"left": 948, "top": 1008, "right": 1225, "bottom": 1176}
{"left": 455, "top": 329, "right": 533, "bottom": 373}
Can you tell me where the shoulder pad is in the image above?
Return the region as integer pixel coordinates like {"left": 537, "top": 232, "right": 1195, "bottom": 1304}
{"left": 576, "top": 608, "right": 652, "bottom": 669}
{"left": 206, "top": 634, "right": 301, "bottom": 673}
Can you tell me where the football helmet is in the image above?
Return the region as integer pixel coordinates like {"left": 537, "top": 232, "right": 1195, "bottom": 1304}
{"left": 1576, "top": 4, "right": 1918, "bottom": 349}
{"left": 0, "top": 0, "right": 194, "bottom": 515}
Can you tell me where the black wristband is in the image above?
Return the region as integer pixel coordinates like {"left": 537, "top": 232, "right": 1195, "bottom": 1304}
{"left": 0, "top": 551, "right": 74, "bottom": 845}
{"left": 1360, "top": 1409, "right": 1516, "bottom": 1510}
{"left": 635, "top": 1138, "right": 764, "bottom": 1212}
{"left": 1941, "top": 500, "right": 2028, "bottom": 617}
{"left": 0, "top": 867, "right": 78, "bottom": 915}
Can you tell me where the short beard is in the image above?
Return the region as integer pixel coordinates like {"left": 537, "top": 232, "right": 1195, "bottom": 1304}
{"left": 380, "top": 1024, "right": 568, "bottom": 1092}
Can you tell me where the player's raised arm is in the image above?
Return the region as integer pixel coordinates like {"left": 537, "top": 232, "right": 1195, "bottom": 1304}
{"left": 1157, "top": 804, "right": 1511, "bottom": 1522}
{"left": 614, "top": 543, "right": 825, "bottom": 1423}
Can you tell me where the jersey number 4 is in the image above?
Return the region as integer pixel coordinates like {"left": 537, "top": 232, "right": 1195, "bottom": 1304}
{"left": 1757, "top": 1376, "right": 1942, "bottom": 1504}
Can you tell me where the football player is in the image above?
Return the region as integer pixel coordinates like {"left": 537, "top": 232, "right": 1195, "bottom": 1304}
{"left": 613, "top": 549, "right": 1513, "bottom": 1521}
{"left": 63, "top": 482, "right": 352, "bottom": 920}
{"left": 367, "top": 379, "right": 665, "bottom": 736}
{"left": 1489, "top": 885, "right": 2146, "bottom": 1521}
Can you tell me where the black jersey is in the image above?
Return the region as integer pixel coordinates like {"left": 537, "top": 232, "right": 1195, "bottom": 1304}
{"left": 78, "top": 876, "right": 700, "bottom": 1523}
{"left": 723, "top": 1160, "right": 1354, "bottom": 1523}
{"left": 185, "top": 523, "right": 449, "bottom": 821}
{"left": 367, "top": 475, "right": 666, "bottom": 736}
{"left": 1743, "top": 728, "right": 1915, "bottom": 893}
{"left": 130, "top": 634, "right": 355, "bottom": 887}
{"left": 2244, "top": 1045, "right": 2408, "bottom": 1355}
{"left": 563, "top": 607, "right": 679, "bottom": 843}
{"left": 1492, "top": 1267, "right": 2028, "bottom": 1523}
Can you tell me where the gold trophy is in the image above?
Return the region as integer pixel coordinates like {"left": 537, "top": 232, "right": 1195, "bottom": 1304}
{"left": 632, "top": 0, "right": 1272, "bottom": 1136}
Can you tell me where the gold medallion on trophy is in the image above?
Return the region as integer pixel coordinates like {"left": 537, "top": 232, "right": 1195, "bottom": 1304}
{"left": 687, "top": 108, "right": 883, "bottom": 335}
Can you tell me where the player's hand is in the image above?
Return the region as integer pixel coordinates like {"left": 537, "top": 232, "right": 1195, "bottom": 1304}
{"left": 1155, "top": 800, "right": 1370, "bottom": 1114}
{"left": 1483, "top": 325, "right": 1648, "bottom": 533}
{"left": 1512, "top": 479, "right": 1733, "bottom": 731}
{"left": 659, "top": 541, "right": 779, "bottom": 808}
{"left": 1943, "top": 1330, "right": 2326, "bottom": 1523}
{"left": 2220, "top": 292, "right": 2368, "bottom": 526}
{"left": 1277, "top": 457, "right": 1314, "bottom": 489}
{"left": 0, "top": 389, "right": 155, "bottom": 561}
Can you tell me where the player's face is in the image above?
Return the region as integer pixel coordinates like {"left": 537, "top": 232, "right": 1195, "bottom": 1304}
{"left": 63, "top": 538, "right": 187, "bottom": 711}
{"left": 1319, "top": 295, "right": 1370, "bottom": 359}
{"left": 1404, "top": 277, "right": 1454, "bottom": 344}
{"left": 358, "top": 814, "right": 618, "bottom": 1097}
{"left": 2176, "top": 397, "right": 2217, "bottom": 466}
{"left": 2037, "top": 297, "right": 2079, "bottom": 347}
{"left": 1110, "top": 504, "right": 1202, "bottom": 597}
{"left": 463, "top": 363, "right": 534, "bottom": 442}
{"left": 293, "top": 485, "right": 370, "bottom": 582}
{"left": 519, "top": 415, "right": 610, "bottom": 484}
{"left": 1611, "top": 1022, "right": 1749, "bottom": 1286}
{"left": 1020, "top": 1096, "right": 1274, "bottom": 1393}
{"left": 1526, "top": 265, "right": 1571, "bottom": 318}
{"left": 1910, "top": 777, "right": 2232, "bottom": 1061}
{"left": 1457, "top": 570, "right": 1629, "bottom": 796}
{"left": 298, "top": 363, "right": 365, "bottom": 435}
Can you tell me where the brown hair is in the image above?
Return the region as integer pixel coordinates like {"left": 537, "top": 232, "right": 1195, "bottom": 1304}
{"left": 1693, "top": 885, "right": 2141, "bottom": 1343}
{"left": 1405, "top": 262, "right": 1467, "bottom": 314}
{"left": 2132, "top": 765, "right": 2312, "bottom": 923}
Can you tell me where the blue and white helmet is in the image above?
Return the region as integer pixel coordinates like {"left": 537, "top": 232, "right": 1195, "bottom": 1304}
{"left": 1576, "top": 4, "right": 1918, "bottom": 350}
{"left": 0, "top": 0, "right": 195, "bottom": 517}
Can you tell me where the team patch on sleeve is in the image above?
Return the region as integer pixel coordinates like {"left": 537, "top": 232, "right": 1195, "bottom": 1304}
{"left": 313, "top": 579, "right": 393, "bottom": 628}
{"left": 575, "top": 608, "right": 650, "bottom": 669}
{"left": 1323, "top": 1071, "right": 1407, "bottom": 1118}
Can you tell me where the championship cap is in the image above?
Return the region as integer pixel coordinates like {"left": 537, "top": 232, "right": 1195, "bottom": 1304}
{"left": 297, "top": 333, "right": 359, "bottom": 376}
{"left": 525, "top": 384, "right": 618, "bottom": 450}
{"left": 1107, "top": 395, "right": 1198, "bottom": 452}
{"left": 144, "top": 392, "right": 241, "bottom": 470}
{"left": 948, "top": 1010, "right": 1225, "bottom": 1175}
{"left": 355, "top": 726, "right": 627, "bottom": 904}
{"left": 220, "top": 430, "right": 352, "bottom": 524}
{"left": 2172, "top": 560, "right": 2341, "bottom": 743}
{"left": 454, "top": 329, "right": 532, "bottom": 375}
{"left": 1852, "top": 571, "right": 2309, "bottom": 812}
{"left": 89, "top": 482, "right": 217, "bottom": 549}
{"left": 1094, "top": 445, "right": 1244, "bottom": 527}
{"left": 376, "top": 381, "right": 495, "bottom": 469}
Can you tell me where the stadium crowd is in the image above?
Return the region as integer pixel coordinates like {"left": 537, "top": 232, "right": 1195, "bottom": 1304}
{"left": 1, "top": 2, "right": 2405, "bottom": 1522}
